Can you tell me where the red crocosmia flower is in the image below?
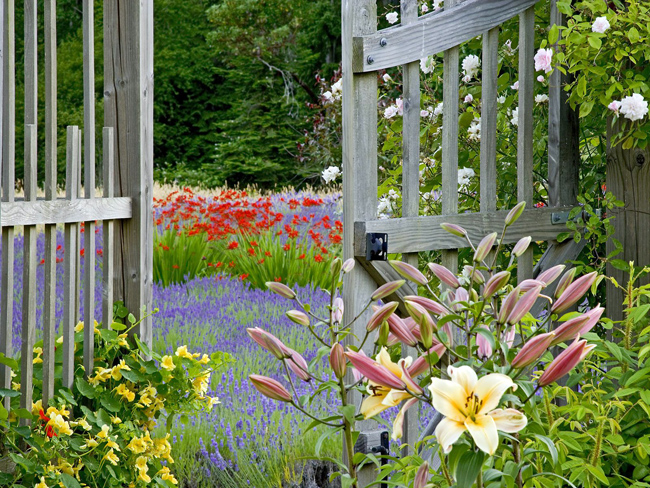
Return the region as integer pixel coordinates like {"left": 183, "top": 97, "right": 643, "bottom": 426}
{"left": 240, "top": 274, "right": 249, "bottom": 280}
{"left": 40, "top": 259, "right": 45, "bottom": 265}
{"left": 274, "top": 277, "right": 282, "bottom": 282}
{"left": 172, "top": 265, "right": 179, "bottom": 269}
{"left": 298, "top": 253, "right": 306, "bottom": 260}
{"left": 314, "top": 254, "right": 323, "bottom": 263}
{"left": 229, "top": 261, "right": 235, "bottom": 268}
{"left": 283, "top": 244, "right": 291, "bottom": 251}
{"left": 97, "top": 249, "right": 103, "bottom": 257}
{"left": 216, "top": 262, "right": 223, "bottom": 268}
{"left": 250, "top": 241, "right": 259, "bottom": 247}
{"left": 265, "top": 251, "right": 272, "bottom": 257}
{"left": 80, "top": 248, "right": 85, "bottom": 257}
{"left": 247, "top": 248, "right": 255, "bottom": 256}
{"left": 228, "top": 241, "right": 239, "bottom": 250}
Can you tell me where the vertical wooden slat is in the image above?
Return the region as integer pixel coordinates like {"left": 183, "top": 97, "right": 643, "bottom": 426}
{"left": 517, "top": 7, "right": 535, "bottom": 281}
{"left": 83, "top": 0, "right": 97, "bottom": 375}
{"left": 20, "top": 125, "right": 37, "bottom": 422}
{"left": 63, "top": 126, "right": 80, "bottom": 389}
{"left": 43, "top": 0, "right": 58, "bottom": 405}
{"left": 480, "top": 27, "right": 499, "bottom": 215}
{"left": 342, "top": 0, "right": 378, "bottom": 485}
{"left": 0, "top": 0, "right": 15, "bottom": 401}
{"left": 24, "top": 0, "right": 36, "bottom": 125}
{"left": 441, "top": 0, "right": 460, "bottom": 343}
{"left": 400, "top": 0, "right": 420, "bottom": 454}
{"left": 104, "top": 0, "right": 154, "bottom": 344}
{"left": 75, "top": 134, "right": 82, "bottom": 326}
{"left": 102, "top": 127, "right": 115, "bottom": 328}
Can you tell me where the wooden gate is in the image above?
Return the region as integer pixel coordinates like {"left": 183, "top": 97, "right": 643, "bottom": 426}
{"left": 0, "top": 0, "right": 153, "bottom": 411}
{"left": 342, "top": 0, "right": 581, "bottom": 481}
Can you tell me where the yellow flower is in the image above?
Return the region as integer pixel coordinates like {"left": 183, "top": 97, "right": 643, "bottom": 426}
{"left": 32, "top": 399, "right": 43, "bottom": 416}
{"left": 46, "top": 405, "right": 70, "bottom": 418}
{"left": 161, "top": 355, "right": 175, "bottom": 371}
{"left": 192, "top": 373, "right": 211, "bottom": 396}
{"left": 207, "top": 396, "right": 221, "bottom": 409}
{"left": 115, "top": 384, "right": 136, "bottom": 402}
{"left": 77, "top": 418, "right": 92, "bottom": 431}
{"left": 103, "top": 448, "right": 119, "bottom": 465}
{"left": 74, "top": 322, "right": 84, "bottom": 333}
{"left": 35, "top": 476, "right": 49, "bottom": 488}
{"left": 158, "top": 466, "right": 178, "bottom": 485}
{"left": 81, "top": 438, "right": 99, "bottom": 449}
{"left": 107, "top": 439, "right": 121, "bottom": 451}
{"left": 117, "top": 333, "right": 129, "bottom": 347}
{"left": 429, "top": 366, "right": 527, "bottom": 455}
{"left": 89, "top": 367, "right": 112, "bottom": 386}
{"left": 199, "top": 354, "right": 210, "bottom": 365}
{"left": 359, "top": 348, "right": 413, "bottom": 420}
{"left": 111, "top": 359, "right": 132, "bottom": 381}
{"left": 57, "top": 460, "right": 74, "bottom": 475}
{"left": 127, "top": 434, "right": 150, "bottom": 454}
{"left": 135, "top": 456, "right": 151, "bottom": 483}
{"left": 12, "top": 382, "right": 20, "bottom": 391}
{"left": 49, "top": 414, "right": 73, "bottom": 436}
{"left": 175, "top": 345, "right": 193, "bottom": 359}
{"left": 97, "top": 424, "right": 110, "bottom": 439}
{"left": 111, "top": 415, "right": 122, "bottom": 424}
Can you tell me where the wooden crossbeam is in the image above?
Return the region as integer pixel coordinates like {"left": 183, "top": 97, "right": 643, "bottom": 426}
{"left": 0, "top": 197, "right": 132, "bottom": 227}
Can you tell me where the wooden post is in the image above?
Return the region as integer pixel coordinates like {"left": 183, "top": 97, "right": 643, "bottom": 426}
{"left": 606, "top": 119, "right": 650, "bottom": 323}
{"left": 104, "top": 0, "right": 154, "bottom": 345}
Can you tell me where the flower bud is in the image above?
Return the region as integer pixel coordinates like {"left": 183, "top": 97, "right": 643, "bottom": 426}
{"left": 341, "top": 258, "right": 356, "bottom": 273}
{"left": 403, "top": 295, "right": 447, "bottom": 315}
{"left": 266, "top": 282, "right": 296, "bottom": 300}
{"left": 386, "top": 313, "right": 419, "bottom": 347}
{"left": 378, "top": 321, "right": 390, "bottom": 347}
{"left": 285, "top": 348, "right": 311, "bottom": 382}
{"left": 474, "top": 232, "right": 498, "bottom": 263}
{"left": 476, "top": 326, "right": 493, "bottom": 359}
{"left": 329, "top": 343, "right": 347, "bottom": 379}
{"left": 538, "top": 338, "right": 596, "bottom": 386}
{"left": 554, "top": 268, "right": 577, "bottom": 299}
{"left": 579, "top": 306, "right": 604, "bottom": 336}
{"left": 390, "top": 260, "right": 429, "bottom": 286}
{"left": 512, "top": 236, "right": 532, "bottom": 257}
{"left": 250, "top": 375, "right": 293, "bottom": 402}
{"left": 367, "top": 302, "right": 399, "bottom": 331}
{"left": 551, "top": 271, "right": 598, "bottom": 314}
{"left": 440, "top": 223, "right": 467, "bottom": 238}
{"left": 332, "top": 297, "right": 344, "bottom": 324}
{"left": 511, "top": 332, "right": 555, "bottom": 368}
{"left": 427, "top": 263, "right": 459, "bottom": 288}
{"left": 463, "top": 265, "right": 485, "bottom": 284}
{"left": 408, "top": 343, "right": 445, "bottom": 376}
{"left": 286, "top": 310, "right": 310, "bottom": 327}
{"left": 497, "top": 286, "right": 521, "bottom": 324}
{"left": 330, "top": 257, "right": 342, "bottom": 277}
{"left": 550, "top": 314, "right": 590, "bottom": 345}
{"left": 505, "top": 201, "right": 527, "bottom": 226}
{"left": 414, "top": 462, "right": 430, "bottom": 488}
{"left": 536, "top": 264, "right": 565, "bottom": 286}
{"left": 503, "top": 326, "right": 516, "bottom": 348}
{"left": 247, "top": 327, "right": 289, "bottom": 360}
{"left": 483, "top": 271, "right": 511, "bottom": 299}
{"left": 345, "top": 349, "right": 406, "bottom": 390}
{"left": 372, "top": 280, "right": 406, "bottom": 301}
{"left": 507, "top": 286, "right": 542, "bottom": 325}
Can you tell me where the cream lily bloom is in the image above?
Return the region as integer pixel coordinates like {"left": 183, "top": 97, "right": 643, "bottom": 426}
{"left": 360, "top": 348, "right": 413, "bottom": 419}
{"left": 429, "top": 366, "right": 527, "bottom": 455}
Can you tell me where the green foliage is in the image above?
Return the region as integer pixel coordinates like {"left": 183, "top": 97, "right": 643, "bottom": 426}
{"left": 153, "top": 227, "right": 212, "bottom": 287}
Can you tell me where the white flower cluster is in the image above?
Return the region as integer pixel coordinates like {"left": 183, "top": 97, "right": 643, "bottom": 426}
{"left": 321, "top": 166, "right": 341, "bottom": 184}
{"left": 383, "top": 98, "right": 404, "bottom": 119}
{"left": 461, "top": 55, "right": 480, "bottom": 83}
{"left": 386, "top": 12, "right": 398, "bottom": 24}
{"left": 535, "top": 94, "right": 549, "bottom": 104}
{"left": 609, "top": 93, "right": 649, "bottom": 122}
{"left": 323, "top": 79, "right": 342, "bottom": 104}
{"left": 467, "top": 117, "right": 481, "bottom": 141}
{"left": 510, "top": 107, "right": 519, "bottom": 127}
{"left": 592, "top": 16, "right": 610, "bottom": 34}
{"left": 458, "top": 167, "right": 475, "bottom": 188}
{"left": 420, "top": 56, "right": 435, "bottom": 74}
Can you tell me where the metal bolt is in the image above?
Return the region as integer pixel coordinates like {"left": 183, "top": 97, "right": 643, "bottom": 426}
{"left": 379, "top": 38, "right": 387, "bottom": 47}
{"left": 367, "top": 56, "right": 375, "bottom": 65}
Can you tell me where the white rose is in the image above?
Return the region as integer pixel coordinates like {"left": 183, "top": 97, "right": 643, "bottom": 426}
{"left": 592, "top": 16, "right": 610, "bottom": 34}
{"left": 619, "top": 93, "right": 649, "bottom": 122}
{"left": 386, "top": 12, "right": 398, "bottom": 24}
{"left": 384, "top": 106, "right": 399, "bottom": 119}
{"left": 535, "top": 94, "right": 549, "bottom": 104}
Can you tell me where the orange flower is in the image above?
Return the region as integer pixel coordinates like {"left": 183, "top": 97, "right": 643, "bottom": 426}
{"left": 314, "top": 254, "right": 323, "bottom": 263}
{"left": 228, "top": 241, "right": 239, "bottom": 250}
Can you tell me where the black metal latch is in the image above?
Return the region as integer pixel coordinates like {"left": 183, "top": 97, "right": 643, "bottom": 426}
{"left": 551, "top": 208, "right": 602, "bottom": 225}
{"left": 355, "top": 430, "right": 389, "bottom": 488}
{"left": 366, "top": 233, "right": 388, "bottom": 261}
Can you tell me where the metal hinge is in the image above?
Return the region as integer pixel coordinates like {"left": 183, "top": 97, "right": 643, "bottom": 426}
{"left": 366, "top": 233, "right": 388, "bottom": 261}
{"left": 551, "top": 208, "right": 602, "bottom": 225}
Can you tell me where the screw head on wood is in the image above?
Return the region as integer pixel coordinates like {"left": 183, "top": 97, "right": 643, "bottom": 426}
{"left": 367, "top": 56, "right": 375, "bottom": 65}
{"left": 379, "top": 38, "right": 387, "bottom": 47}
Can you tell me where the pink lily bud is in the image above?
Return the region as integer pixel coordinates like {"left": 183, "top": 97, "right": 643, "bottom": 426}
{"left": 505, "top": 201, "right": 526, "bottom": 226}
{"left": 408, "top": 343, "right": 446, "bottom": 377}
{"left": 398, "top": 359, "right": 423, "bottom": 394}
{"left": 286, "top": 310, "right": 310, "bottom": 327}
{"left": 537, "top": 264, "right": 565, "bottom": 286}
{"left": 332, "top": 297, "right": 344, "bottom": 324}
{"left": 386, "top": 313, "right": 419, "bottom": 347}
{"left": 497, "top": 286, "right": 521, "bottom": 324}
{"left": 440, "top": 323, "right": 453, "bottom": 348}
{"left": 329, "top": 343, "right": 347, "bottom": 379}
{"left": 550, "top": 314, "right": 591, "bottom": 346}
{"left": 285, "top": 348, "right": 311, "bottom": 382}
{"left": 503, "top": 326, "right": 516, "bottom": 348}
{"left": 372, "top": 280, "right": 406, "bottom": 301}
{"left": 403, "top": 295, "right": 447, "bottom": 315}
{"left": 476, "top": 325, "right": 493, "bottom": 359}
{"left": 463, "top": 265, "right": 485, "bottom": 284}
{"left": 250, "top": 375, "right": 293, "bottom": 402}
{"left": 483, "top": 271, "right": 511, "bottom": 299}
{"left": 414, "top": 462, "right": 431, "bottom": 488}
{"left": 266, "top": 282, "right": 296, "bottom": 299}
{"left": 455, "top": 287, "right": 469, "bottom": 303}
{"left": 390, "top": 260, "right": 429, "bottom": 286}
{"left": 507, "top": 286, "right": 542, "bottom": 325}
{"left": 512, "top": 236, "right": 532, "bottom": 257}
{"left": 579, "top": 306, "right": 605, "bottom": 335}
{"left": 367, "top": 302, "right": 399, "bottom": 331}
{"left": 554, "top": 268, "right": 577, "bottom": 299}
{"left": 518, "top": 279, "right": 546, "bottom": 292}
{"left": 440, "top": 223, "right": 467, "bottom": 238}
{"left": 247, "top": 327, "right": 289, "bottom": 360}
{"left": 345, "top": 350, "right": 406, "bottom": 390}
{"left": 538, "top": 338, "right": 596, "bottom": 386}
{"left": 474, "top": 232, "right": 498, "bottom": 263}
{"left": 551, "top": 271, "right": 598, "bottom": 314}
{"left": 427, "top": 263, "right": 460, "bottom": 288}
{"left": 511, "top": 332, "right": 555, "bottom": 368}
{"left": 342, "top": 258, "right": 356, "bottom": 273}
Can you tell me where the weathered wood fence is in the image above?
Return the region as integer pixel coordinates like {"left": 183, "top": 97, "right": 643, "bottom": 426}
{"left": 342, "top": 0, "right": 581, "bottom": 483}
{"left": 0, "top": 1, "right": 153, "bottom": 410}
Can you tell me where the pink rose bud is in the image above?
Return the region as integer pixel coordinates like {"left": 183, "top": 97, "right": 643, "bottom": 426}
{"left": 551, "top": 271, "right": 598, "bottom": 314}
{"left": 550, "top": 314, "right": 591, "bottom": 345}
{"left": 285, "top": 348, "right": 311, "bottom": 382}
{"left": 512, "top": 236, "right": 532, "bottom": 257}
{"left": 507, "top": 286, "right": 542, "bottom": 325}
{"left": 483, "top": 271, "right": 511, "bottom": 299}
{"left": 332, "top": 297, "right": 344, "bottom": 324}
{"left": 537, "top": 75, "right": 545, "bottom": 82}
{"left": 414, "top": 462, "right": 430, "bottom": 488}
{"left": 497, "top": 286, "right": 521, "bottom": 324}
{"left": 286, "top": 310, "right": 310, "bottom": 326}
{"left": 403, "top": 295, "right": 447, "bottom": 315}
{"left": 505, "top": 201, "right": 527, "bottom": 226}
{"left": 511, "top": 332, "right": 555, "bottom": 368}
{"left": 390, "top": 260, "right": 429, "bottom": 286}
{"left": 537, "top": 264, "right": 565, "bottom": 286}
{"left": 367, "top": 302, "right": 399, "bottom": 331}
{"left": 474, "top": 232, "right": 498, "bottom": 263}
{"left": 345, "top": 349, "right": 407, "bottom": 390}
{"left": 329, "top": 343, "right": 347, "bottom": 379}
{"left": 427, "top": 263, "right": 460, "bottom": 288}
{"left": 503, "top": 325, "right": 516, "bottom": 348}
{"left": 554, "top": 268, "right": 577, "bottom": 299}
{"left": 386, "top": 313, "right": 419, "bottom": 347}
{"left": 440, "top": 223, "right": 468, "bottom": 238}
{"left": 250, "top": 375, "right": 293, "bottom": 402}
{"left": 266, "top": 282, "right": 296, "bottom": 299}
{"left": 538, "top": 338, "right": 596, "bottom": 386}
{"left": 247, "top": 327, "right": 289, "bottom": 360}
{"left": 372, "top": 280, "right": 406, "bottom": 301}
{"left": 342, "top": 258, "right": 356, "bottom": 273}
{"left": 476, "top": 325, "right": 493, "bottom": 359}
{"left": 463, "top": 265, "right": 485, "bottom": 285}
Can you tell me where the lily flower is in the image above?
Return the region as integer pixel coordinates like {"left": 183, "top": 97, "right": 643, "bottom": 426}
{"left": 429, "top": 366, "right": 526, "bottom": 455}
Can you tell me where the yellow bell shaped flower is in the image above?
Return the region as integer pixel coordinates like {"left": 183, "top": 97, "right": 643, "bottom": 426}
{"left": 429, "top": 365, "right": 527, "bottom": 455}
